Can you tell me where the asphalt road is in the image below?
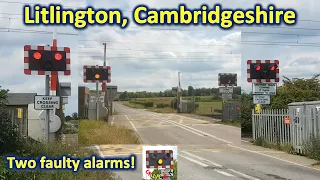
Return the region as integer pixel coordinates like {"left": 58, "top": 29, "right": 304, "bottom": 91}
{"left": 95, "top": 102, "right": 320, "bottom": 180}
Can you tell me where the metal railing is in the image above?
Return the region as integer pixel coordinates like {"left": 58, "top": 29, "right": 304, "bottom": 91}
{"left": 252, "top": 109, "right": 291, "bottom": 145}
{"left": 252, "top": 102, "right": 320, "bottom": 154}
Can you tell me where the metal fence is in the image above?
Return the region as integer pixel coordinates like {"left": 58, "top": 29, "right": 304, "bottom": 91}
{"left": 252, "top": 101, "right": 320, "bottom": 154}
{"left": 252, "top": 109, "right": 291, "bottom": 145}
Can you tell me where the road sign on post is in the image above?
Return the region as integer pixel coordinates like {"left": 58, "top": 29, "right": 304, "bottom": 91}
{"left": 34, "top": 95, "right": 60, "bottom": 110}
{"left": 218, "top": 73, "right": 237, "bottom": 86}
{"left": 222, "top": 94, "right": 232, "bottom": 99}
{"left": 24, "top": 45, "right": 70, "bottom": 143}
{"left": 89, "top": 95, "right": 105, "bottom": 103}
{"left": 219, "top": 87, "right": 233, "bottom": 94}
{"left": 253, "top": 83, "right": 277, "bottom": 95}
{"left": 253, "top": 95, "right": 270, "bottom": 104}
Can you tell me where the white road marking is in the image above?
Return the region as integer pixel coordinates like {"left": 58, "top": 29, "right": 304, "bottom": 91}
{"left": 166, "top": 120, "right": 233, "bottom": 144}
{"left": 180, "top": 150, "right": 261, "bottom": 179}
{"left": 124, "top": 115, "right": 138, "bottom": 133}
{"left": 173, "top": 114, "right": 208, "bottom": 123}
{"left": 178, "top": 119, "right": 184, "bottom": 124}
{"left": 214, "top": 169, "right": 235, "bottom": 177}
{"left": 228, "top": 169, "right": 262, "bottom": 180}
{"left": 180, "top": 151, "right": 223, "bottom": 167}
{"left": 178, "top": 154, "right": 209, "bottom": 167}
{"left": 228, "top": 144, "right": 320, "bottom": 172}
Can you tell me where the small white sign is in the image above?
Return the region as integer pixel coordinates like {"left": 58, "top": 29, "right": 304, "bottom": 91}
{"left": 219, "top": 87, "right": 233, "bottom": 94}
{"left": 253, "top": 95, "right": 270, "bottom": 104}
{"left": 222, "top": 94, "right": 232, "bottom": 99}
{"left": 34, "top": 95, "right": 60, "bottom": 110}
{"left": 89, "top": 95, "right": 104, "bottom": 102}
{"left": 253, "top": 83, "right": 277, "bottom": 95}
{"left": 160, "top": 169, "right": 174, "bottom": 176}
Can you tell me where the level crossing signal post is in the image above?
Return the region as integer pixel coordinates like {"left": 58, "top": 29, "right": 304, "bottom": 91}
{"left": 24, "top": 45, "right": 70, "bottom": 143}
{"left": 218, "top": 73, "right": 237, "bottom": 122}
{"left": 247, "top": 60, "right": 280, "bottom": 110}
{"left": 83, "top": 65, "right": 111, "bottom": 120}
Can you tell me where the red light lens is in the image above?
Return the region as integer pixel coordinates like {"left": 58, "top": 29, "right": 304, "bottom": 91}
{"left": 255, "top": 65, "right": 261, "bottom": 71}
{"left": 55, "top": 53, "right": 62, "bottom": 60}
{"left": 33, "top": 52, "right": 41, "bottom": 60}
{"left": 270, "top": 64, "right": 277, "bottom": 71}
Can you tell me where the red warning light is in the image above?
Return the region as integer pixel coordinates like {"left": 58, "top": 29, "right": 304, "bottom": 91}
{"left": 269, "top": 64, "right": 277, "bottom": 71}
{"left": 33, "top": 52, "right": 41, "bottom": 60}
{"left": 55, "top": 53, "right": 62, "bottom": 61}
{"left": 254, "top": 64, "right": 261, "bottom": 71}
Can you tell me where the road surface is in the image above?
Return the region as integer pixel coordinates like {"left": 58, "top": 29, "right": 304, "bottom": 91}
{"left": 94, "top": 102, "right": 320, "bottom": 180}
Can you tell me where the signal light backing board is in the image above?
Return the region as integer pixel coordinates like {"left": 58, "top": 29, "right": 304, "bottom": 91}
{"left": 146, "top": 150, "right": 174, "bottom": 169}
{"left": 247, "top": 60, "right": 279, "bottom": 83}
{"left": 218, "top": 73, "right": 237, "bottom": 86}
{"left": 24, "top": 45, "right": 70, "bottom": 75}
{"left": 83, "top": 65, "right": 111, "bottom": 83}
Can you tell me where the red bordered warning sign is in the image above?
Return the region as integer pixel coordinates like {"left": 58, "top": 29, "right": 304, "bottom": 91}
{"left": 83, "top": 65, "right": 111, "bottom": 83}
{"left": 146, "top": 150, "right": 174, "bottom": 169}
{"left": 218, "top": 73, "right": 237, "bottom": 86}
{"left": 24, "top": 45, "right": 70, "bottom": 75}
{"left": 247, "top": 60, "right": 279, "bottom": 83}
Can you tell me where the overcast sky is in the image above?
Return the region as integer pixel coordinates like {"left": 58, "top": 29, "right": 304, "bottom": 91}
{"left": 0, "top": 0, "right": 317, "bottom": 115}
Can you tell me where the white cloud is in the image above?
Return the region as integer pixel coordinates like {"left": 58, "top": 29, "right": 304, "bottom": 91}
{"left": 0, "top": 0, "right": 246, "bottom": 115}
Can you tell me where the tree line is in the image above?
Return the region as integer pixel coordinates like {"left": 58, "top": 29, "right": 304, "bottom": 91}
{"left": 118, "top": 86, "right": 241, "bottom": 100}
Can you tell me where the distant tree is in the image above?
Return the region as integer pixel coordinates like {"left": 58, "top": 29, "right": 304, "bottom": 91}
{"left": 71, "top": 112, "right": 78, "bottom": 120}
{"left": 188, "top": 86, "right": 194, "bottom": 96}
{"left": 65, "top": 115, "right": 72, "bottom": 121}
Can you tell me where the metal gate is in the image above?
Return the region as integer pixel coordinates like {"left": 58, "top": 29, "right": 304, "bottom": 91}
{"left": 222, "top": 101, "right": 240, "bottom": 122}
{"left": 288, "top": 101, "right": 320, "bottom": 154}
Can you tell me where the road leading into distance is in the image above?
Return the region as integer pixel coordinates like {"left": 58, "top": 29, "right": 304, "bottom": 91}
{"left": 95, "top": 102, "right": 320, "bottom": 180}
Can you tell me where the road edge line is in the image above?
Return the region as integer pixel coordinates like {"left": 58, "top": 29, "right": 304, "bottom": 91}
{"left": 228, "top": 144, "right": 320, "bottom": 172}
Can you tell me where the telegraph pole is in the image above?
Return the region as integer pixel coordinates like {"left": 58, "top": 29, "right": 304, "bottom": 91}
{"left": 178, "top": 72, "right": 182, "bottom": 112}
{"left": 102, "top": 43, "right": 110, "bottom": 116}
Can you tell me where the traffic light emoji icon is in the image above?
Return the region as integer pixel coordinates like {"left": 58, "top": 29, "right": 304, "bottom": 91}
{"left": 146, "top": 150, "right": 173, "bottom": 168}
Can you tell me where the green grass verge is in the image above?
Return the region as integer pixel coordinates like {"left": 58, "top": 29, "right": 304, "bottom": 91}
{"left": 68, "top": 120, "right": 79, "bottom": 125}
{"left": 78, "top": 120, "right": 140, "bottom": 145}
{"left": 194, "top": 101, "right": 222, "bottom": 115}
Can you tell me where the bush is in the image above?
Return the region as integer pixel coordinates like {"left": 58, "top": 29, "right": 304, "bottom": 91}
{"left": 156, "top": 102, "right": 170, "bottom": 108}
{"left": 303, "top": 135, "right": 320, "bottom": 161}
{"left": 0, "top": 119, "right": 23, "bottom": 155}
{"left": 0, "top": 88, "right": 24, "bottom": 155}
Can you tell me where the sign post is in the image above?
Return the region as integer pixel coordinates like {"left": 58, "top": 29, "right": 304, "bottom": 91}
{"left": 24, "top": 45, "right": 70, "bottom": 143}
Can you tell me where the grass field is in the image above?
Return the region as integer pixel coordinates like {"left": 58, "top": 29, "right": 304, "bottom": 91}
{"left": 195, "top": 101, "right": 222, "bottom": 115}
{"left": 122, "top": 97, "right": 223, "bottom": 115}
{"left": 78, "top": 120, "right": 140, "bottom": 145}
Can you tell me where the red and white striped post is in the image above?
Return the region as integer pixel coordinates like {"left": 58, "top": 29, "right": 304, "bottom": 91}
{"left": 51, "top": 27, "right": 57, "bottom": 95}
